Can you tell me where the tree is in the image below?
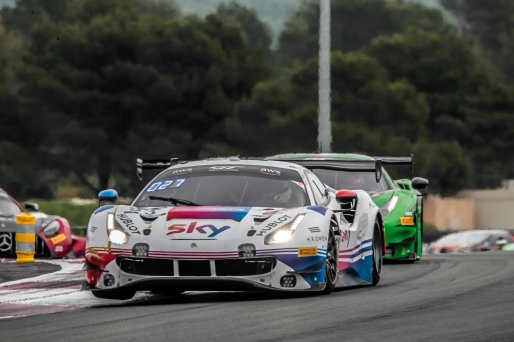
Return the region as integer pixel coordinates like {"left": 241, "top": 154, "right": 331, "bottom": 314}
{"left": 5, "top": 0, "right": 269, "bottom": 196}
{"left": 367, "top": 29, "right": 514, "bottom": 189}
{"left": 279, "top": 0, "right": 453, "bottom": 62}
{"left": 222, "top": 51, "right": 429, "bottom": 158}
{"left": 442, "top": 0, "right": 514, "bottom": 82}
{"left": 217, "top": 2, "right": 272, "bottom": 52}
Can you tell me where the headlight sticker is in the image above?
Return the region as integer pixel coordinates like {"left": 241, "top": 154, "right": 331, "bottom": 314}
{"left": 256, "top": 214, "right": 293, "bottom": 236}
{"left": 116, "top": 214, "right": 141, "bottom": 235}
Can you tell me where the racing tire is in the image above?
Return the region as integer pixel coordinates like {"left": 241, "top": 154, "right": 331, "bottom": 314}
{"left": 322, "top": 231, "right": 338, "bottom": 295}
{"left": 92, "top": 289, "right": 135, "bottom": 300}
{"left": 372, "top": 219, "right": 383, "bottom": 286}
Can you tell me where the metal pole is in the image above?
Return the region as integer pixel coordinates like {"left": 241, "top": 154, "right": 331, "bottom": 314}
{"left": 318, "top": 0, "right": 332, "bottom": 153}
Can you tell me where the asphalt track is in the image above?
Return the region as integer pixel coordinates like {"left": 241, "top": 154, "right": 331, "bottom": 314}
{"left": 1, "top": 252, "right": 514, "bottom": 342}
{"left": 0, "top": 262, "right": 60, "bottom": 283}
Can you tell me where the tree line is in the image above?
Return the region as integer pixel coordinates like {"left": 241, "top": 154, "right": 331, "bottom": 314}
{"left": 0, "top": 0, "right": 513, "bottom": 198}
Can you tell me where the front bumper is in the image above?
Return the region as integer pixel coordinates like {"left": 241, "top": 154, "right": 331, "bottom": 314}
{"left": 384, "top": 225, "right": 417, "bottom": 260}
{"left": 86, "top": 254, "right": 327, "bottom": 292}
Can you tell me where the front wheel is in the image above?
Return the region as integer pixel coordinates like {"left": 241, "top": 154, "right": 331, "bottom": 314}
{"left": 372, "top": 220, "right": 383, "bottom": 285}
{"left": 323, "top": 231, "right": 338, "bottom": 294}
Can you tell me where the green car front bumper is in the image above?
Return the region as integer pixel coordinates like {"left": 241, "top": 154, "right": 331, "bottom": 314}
{"left": 383, "top": 223, "right": 420, "bottom": 260}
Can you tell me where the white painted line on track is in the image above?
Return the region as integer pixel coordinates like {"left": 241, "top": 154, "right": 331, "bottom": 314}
{"left": 0, "top": 259, "right": 151, "bottom": 319}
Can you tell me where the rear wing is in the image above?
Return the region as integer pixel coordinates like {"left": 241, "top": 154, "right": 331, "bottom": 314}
{"left": 268, "top": 158, "right": 384, "bottom": 182}
{"left": 268, "top": 155, "right": 414, "bottom": 182}
{"left": 136, "top": 158, "right": 179, "bottom": 180}
{"left": 372, "top": 155, "right": 413, "bottom": 174}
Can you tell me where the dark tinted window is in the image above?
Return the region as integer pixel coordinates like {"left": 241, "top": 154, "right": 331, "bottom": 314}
{"left": 134, "top": 165, "right": 309, "bottom": 208}
{"left": 312, "top": 168, "right": 391, "bottom": 193}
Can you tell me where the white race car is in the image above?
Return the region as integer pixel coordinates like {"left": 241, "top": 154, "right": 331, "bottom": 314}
{"left": 84, "top": 158, "right": 385, "bottom": 299}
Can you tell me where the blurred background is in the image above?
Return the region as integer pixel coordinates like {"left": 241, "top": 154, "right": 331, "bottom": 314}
{"left": 0, "top": 0, "right": 513, "bottom": 233}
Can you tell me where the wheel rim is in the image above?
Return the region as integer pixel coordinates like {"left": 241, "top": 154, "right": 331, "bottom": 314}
{"left": 326, "top": 235, "right": 337, "bottom": 286}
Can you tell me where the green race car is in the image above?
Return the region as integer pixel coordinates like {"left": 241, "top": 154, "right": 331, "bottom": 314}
{"left": 268, "top": 153, "right": 429, "bottom": 261}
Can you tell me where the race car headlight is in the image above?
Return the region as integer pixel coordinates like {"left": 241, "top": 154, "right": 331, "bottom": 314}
{"left": 43, "top": 220, "right": 60, "bottom": 238}
{"left": 106, "top": 213, "right": 129, "bottom": 244}
{"left": 264, "top": 214, "right": 306, "bottom": 245}
{"left": 379, "top": 196, "right": 398, "bottom": 217}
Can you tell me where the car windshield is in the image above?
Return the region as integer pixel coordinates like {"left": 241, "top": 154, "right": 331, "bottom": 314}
{"left": 311, "top": 168, "right": 391, "bottom": 193}
{"left": 133, "top": 164, "right": 309, "bottom": 208}
{"left": 0, "top": 196, "right": 21, "bottom": 217}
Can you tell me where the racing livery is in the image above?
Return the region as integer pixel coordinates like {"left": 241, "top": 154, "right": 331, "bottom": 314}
{"left": 268, "top": 154, "right": 428, "bottom": 261}
{"left": 0, "top": 188, "right": 85, "bottom": 258}
{"left": 85, "top": 158, "right": 384, "bottom": 299}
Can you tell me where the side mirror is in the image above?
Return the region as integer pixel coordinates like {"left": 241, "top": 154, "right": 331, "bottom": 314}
{"left": 98, "top": 189, "right": 118, "bottom": 206}
{"left": 335, "top": 189, "right": 358, "bottom": 224}
{"left": 24, "top": 202, "right": 39, "bottom": 212}
{"left": 411, "top": 177, "right": 429, "bottom": 195}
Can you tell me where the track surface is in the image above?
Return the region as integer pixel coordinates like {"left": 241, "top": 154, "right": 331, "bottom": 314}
{"left": 1, "top": 253, "right": 514, "bottom": 341}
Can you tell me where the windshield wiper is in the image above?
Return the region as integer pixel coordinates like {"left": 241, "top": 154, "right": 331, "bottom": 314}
{"left": 149, "top": 196, "right": 202, "bottom": 206}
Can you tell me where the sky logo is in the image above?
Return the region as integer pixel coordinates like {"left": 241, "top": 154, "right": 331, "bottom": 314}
{"left": 167, "top": 222, "right": 231, "bottom": 238}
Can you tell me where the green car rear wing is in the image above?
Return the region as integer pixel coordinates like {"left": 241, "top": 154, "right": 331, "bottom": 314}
{"left": 268, "top": 158, "right": 383, "bottom": 182}
{"left": 372, "top": 155, "right": 413, "bottom": 174}
{"left": 269, "top": 155, "right": 413, "bottom": 182}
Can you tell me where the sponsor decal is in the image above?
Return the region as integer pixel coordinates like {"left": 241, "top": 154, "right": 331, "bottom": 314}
{"left": 308, "top": 227, "right": 321, "bottom": 233}
{"left": 0, "top": 233, "right": 13, "bottom": 252}
{"left": 167, "top": 206, "right": 249, "bottom": 222}
{"left": 89, "top": 226, "right": 98, "bottom": 233}
{"left": 260, "top": 168, "right": 281, "bottom": 176}
{"left": 307, "top": 236, "right": 328, "bottom": 242}
{"left": 400, "top": 217, "right": 414, "bottom": 226}
{"left": 256, "top": 214, "right": 292, "bottom": 236}
{"left": 51, "top": 233, "right": 67, "bottom": 244}
{"left": 208, "top": 166, "right": 239, "bottom": 171}
{"left": 190, "top": 243, "right": 198, "bottom": 248}
{"left": 405, "top": 211, "right": 413, "bottom": 217}
{"left": 171, "top": 168, "right": 192, "bottom": 175}
{"left": 167, "top": 222, "right": 231, "bottom": 238}
{"left": 146, "top": 179, "right": 185, "bottom": 192}
{"left": 298, "top": 246, "right": 317, "bottom": 257}
{"left": 116, "top": 214, "right": 141, "bottom": 235}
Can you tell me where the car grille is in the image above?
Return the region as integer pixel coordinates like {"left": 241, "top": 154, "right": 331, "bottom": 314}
{"left": 215, "top": 257, "right": 275, "bottom": 276}
{"left": 118, "top": 257, "right": 174, "bottom": 276}
{"left": 117, "top": 256, "right": 276, "bottom": 277}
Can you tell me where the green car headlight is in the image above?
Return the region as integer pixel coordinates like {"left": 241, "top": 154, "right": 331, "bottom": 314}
{"left": 379, "top": 195, "right": 398, "bottom": 217}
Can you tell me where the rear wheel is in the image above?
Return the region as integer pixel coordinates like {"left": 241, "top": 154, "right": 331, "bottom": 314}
{"left": 323, "top": 231, "right": 338, "bottom": 294}
{"left": 372, "top": 220, "right": 383, "bottom": 285}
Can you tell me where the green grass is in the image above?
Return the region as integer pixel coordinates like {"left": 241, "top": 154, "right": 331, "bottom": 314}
{"left": 35, "top": 200, "right": 97, "bottom": 228}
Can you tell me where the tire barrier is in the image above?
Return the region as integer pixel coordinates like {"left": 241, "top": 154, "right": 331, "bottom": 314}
{"left": 16, "top": 213, "right": 36, "bottom": 263}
